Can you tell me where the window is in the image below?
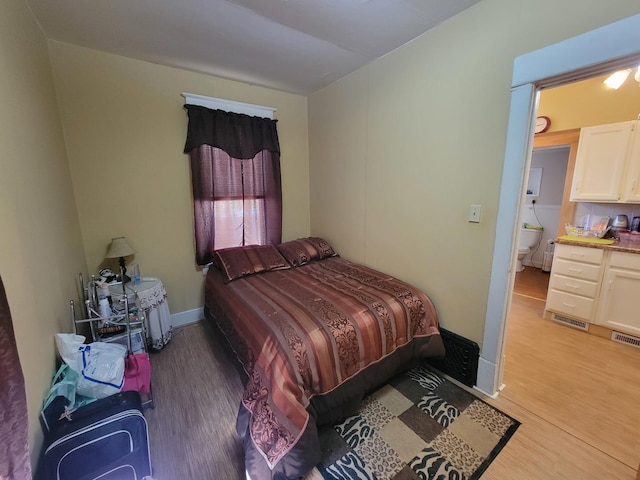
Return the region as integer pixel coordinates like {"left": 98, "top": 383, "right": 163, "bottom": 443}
{"left": 184, "top": 104, "right": 282, "bottom": 265}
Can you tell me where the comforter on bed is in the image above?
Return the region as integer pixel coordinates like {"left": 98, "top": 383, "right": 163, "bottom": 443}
{"left": 205, "top": 256, "right": 442, "bottom": 479}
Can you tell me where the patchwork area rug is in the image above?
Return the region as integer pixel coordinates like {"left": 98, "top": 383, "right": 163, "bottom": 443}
{"left": 305, "top": 365, "right": 520, "bottom": 480}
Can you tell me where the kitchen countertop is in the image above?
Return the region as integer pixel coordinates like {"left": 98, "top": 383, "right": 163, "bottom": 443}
{"left": 555, "top": 236, "right": 640, "bottom": 254}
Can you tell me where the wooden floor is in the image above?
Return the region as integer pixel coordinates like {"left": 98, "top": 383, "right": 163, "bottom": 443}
{"left": 145, "top": 266, "right": 640, "bottom": 479}
{"left": 145, "top": 321, "right": 246, "bottom": 480}
{"left": 482, "top": 266, "right": 640, "bottom": 479}
{"left": 513, "top": 265, "right": 550, "bottom": 300}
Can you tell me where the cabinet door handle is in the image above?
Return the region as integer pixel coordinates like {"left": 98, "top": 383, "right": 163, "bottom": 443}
{"left": 608, "top": 279, "right": 614, "bottom": 291}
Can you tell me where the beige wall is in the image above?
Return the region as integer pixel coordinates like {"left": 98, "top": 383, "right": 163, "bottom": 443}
{"left": 49, "top": 42, "right": 310, "bottom": 315}
{"left": 539, "top": 72, "right": 640, "bottom": 131}
{"left": 308, "top": 0, "right": 640, "bottom": 344}
{"left": 4, "top": 0, "right": 639, "bottom": 466}
{"left": 0, "top": 0, "right": 87, "bottom": 462}
{"left": 0, "top": 16, "right": 309, "bottom": 465}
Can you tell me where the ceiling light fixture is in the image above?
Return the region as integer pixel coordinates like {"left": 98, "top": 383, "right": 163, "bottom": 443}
{"left": 603, "top": 67, "right": 640, "bottom": 89}
{"left": 603, "top": 69, "right": 631, "bottom": 89}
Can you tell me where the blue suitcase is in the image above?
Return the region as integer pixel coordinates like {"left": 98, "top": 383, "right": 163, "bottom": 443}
{"left": 38, "top": 391, "right": 152, "bottom": 480}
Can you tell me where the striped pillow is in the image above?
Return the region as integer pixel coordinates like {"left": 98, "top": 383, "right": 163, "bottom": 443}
{"left": 215, "top": 244, "right": 290, "bottom": 282}
{"left": 276, "top": 237, "right": 337, "bottom": 267}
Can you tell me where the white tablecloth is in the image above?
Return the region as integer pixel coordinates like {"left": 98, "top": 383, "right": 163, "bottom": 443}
{"left": 109, "top": 278, "right": 172, "bottom": 350}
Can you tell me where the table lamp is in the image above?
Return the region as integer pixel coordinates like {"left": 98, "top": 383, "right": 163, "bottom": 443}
{"left": 105, "top": 237, "right": 135, "bottom": 283}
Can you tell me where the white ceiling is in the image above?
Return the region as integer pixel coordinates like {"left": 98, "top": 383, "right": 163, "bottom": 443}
{"left": 26, "top": 0, "right": 481, "bottom": 95}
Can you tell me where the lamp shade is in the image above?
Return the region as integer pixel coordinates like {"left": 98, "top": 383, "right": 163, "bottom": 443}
{"left": 105, "top": 237, "right": 135, "bottom": 259}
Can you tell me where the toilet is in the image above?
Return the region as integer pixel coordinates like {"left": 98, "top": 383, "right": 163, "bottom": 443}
{"left": 517, "top": 226, "right": 543, "bottom": 272}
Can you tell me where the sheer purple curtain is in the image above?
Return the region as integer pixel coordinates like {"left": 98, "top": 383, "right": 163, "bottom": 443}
{"left": 0, "top": 276, "right": 32, "bottom": 480}
{"left": 184, "top": 105, "right": 282, "bottom": 265}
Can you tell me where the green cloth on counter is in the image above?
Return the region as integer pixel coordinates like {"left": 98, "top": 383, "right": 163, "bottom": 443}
{"left": 557, "top": 235, "right": 615, "bottom": 245}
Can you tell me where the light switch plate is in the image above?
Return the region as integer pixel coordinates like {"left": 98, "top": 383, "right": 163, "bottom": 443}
{"left": 469, "top": 205, "right": 481, "bottom": 223}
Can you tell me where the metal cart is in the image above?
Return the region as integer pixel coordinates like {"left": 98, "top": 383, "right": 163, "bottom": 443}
{"left": 71, "top": 274, "right": 154, "bottom": 408}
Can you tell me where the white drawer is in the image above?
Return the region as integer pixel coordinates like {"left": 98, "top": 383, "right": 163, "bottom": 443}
{"left": 546, "top": 290, "right": 595, "bottom": 321}
{"left": 548, "top": 274, "right": 599, "bottom": 298}
{"left": 609, "top": 251, "right": 640, "bottom": 271}
{"left": 552, "top": 258, "right": 603, "bottom": 282}
{"left": 555, "top": 244, "right": 604, "bottom": 264}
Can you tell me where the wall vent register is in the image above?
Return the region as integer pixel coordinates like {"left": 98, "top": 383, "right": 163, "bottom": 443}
{"left": 551, "top": 313, "right": 589, "bottom": 331}
{"left": 611, "top": 331, "right": 640, "bottom": 349}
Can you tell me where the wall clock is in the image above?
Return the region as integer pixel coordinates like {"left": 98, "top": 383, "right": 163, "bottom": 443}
{"left": 534, "top": 116, "right": 551, "bottom": 134}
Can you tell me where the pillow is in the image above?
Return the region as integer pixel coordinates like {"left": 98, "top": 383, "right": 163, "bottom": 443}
{"left": 276, "top": 237, "right": 337, "bottom": 267}
{"left": 306, "top": 237, "right": 338, "bottom": 259}
{"left": 214, "top": 244, "right": 290, "bottom": 282}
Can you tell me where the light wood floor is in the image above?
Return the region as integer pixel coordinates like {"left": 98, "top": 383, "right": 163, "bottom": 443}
{"left": 482, "top": 267, "right": 640, "bottom": 479}
{"left": 513, "top": 265, "right": 550, "bottom": 301}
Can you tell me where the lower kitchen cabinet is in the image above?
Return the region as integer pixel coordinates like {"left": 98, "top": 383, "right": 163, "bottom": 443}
{"left": 595, "top": 251, "right": 640, "bottom": 336}
{"left": 545, "top": 244, "right": 604, "bottom": 323}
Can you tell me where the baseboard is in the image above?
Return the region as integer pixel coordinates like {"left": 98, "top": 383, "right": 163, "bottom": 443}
{"left": 171, "top": 308, "right": 204, "bottom": 328}
{"left": 475, "top": 356, "right": 499, "bottom": 398}
{"left": 523, "top": 260, "right": 543, "bottom": 269}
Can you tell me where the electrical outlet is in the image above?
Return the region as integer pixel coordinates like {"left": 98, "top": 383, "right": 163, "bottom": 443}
{"left": 468, "top": 205, "right": 481, "bottom": 223}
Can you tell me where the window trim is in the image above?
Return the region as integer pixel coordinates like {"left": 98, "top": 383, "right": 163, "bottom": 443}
{"left": 181, "top": 92, "right": 276, "bottom": 119}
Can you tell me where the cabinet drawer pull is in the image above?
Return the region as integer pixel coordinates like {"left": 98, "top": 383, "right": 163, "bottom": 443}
{"left": 568, "top": 268, "right": 583, "bottom": 273}
{"left": 566, "top": 284, "right": 580, "bottom": 289}
{"left": 570, "top": 252, "right": 585, "bottom": 257}
{"left": 562, "top": 302, "right": 577, "bottom": 309}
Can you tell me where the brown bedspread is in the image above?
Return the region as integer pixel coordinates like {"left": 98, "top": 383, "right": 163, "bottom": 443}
{"left": 205, "top": 257, "right": 442, "bottom": 479}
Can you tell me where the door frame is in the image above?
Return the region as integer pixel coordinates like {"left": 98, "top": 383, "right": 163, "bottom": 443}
{"left": 476, "top": 13, "right": 640, "bottom": 396}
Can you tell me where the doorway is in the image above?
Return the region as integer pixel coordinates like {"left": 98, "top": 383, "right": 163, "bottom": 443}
{"left": 477, "top": 12, "right": 640, "bottom": 397}
{"left": 524, "top": 145, "right": 569, "bottom": 267}
{"left": 512, "top": 124, "right": 578, "bottom": 300}
{"left": 512, "top": 143, "right": 569, "bottom": 300}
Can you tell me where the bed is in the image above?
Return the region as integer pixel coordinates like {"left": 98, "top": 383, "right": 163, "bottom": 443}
{"left": 204, "top": 238, "right": 444, "bottom": 479}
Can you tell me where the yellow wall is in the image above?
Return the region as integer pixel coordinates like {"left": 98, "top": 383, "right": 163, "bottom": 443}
{"left": 308, "top": 0, "right": 640, "bottom": 344}
{"left": 4, "top": 0, "right": 640, "bottom": 466}
{"left": 1, "top": 16, "right": 309, "bottom": 465}
{"left": 0, "top": 0, "right": 88, "bottom": 461}
{"left": 539, "top": 72, "right": 640, "bottom": 131}
{"left": 49, "top": 42, "right": 310, "bottom": 315}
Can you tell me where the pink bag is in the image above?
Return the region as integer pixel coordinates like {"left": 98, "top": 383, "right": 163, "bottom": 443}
{"left": 123, "top": 353, "right": 152, "bottom": 402}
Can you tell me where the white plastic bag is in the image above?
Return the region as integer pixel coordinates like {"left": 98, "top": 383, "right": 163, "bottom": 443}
{"left": 76, "top": 343, "right": 127, "bottom": 398}
{"left": 55, "top": 333, "right": 127, "bottom": 399}
{"left": 55, "top": 333, "right": 86, "bottom": 370}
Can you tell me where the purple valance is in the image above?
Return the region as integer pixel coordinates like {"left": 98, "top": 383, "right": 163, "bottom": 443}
{"left": 183, "top": 105, "right": 280, "bottom": 159}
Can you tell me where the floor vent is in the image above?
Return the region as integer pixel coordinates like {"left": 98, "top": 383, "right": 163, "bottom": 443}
{"left": 611, "top": 331, "right": 640, "bottom": 349}
{"left": 552, "top": 314, "right": 589, "bottom": 331}
{"left": 427, "top": 328, "right": 479, "bottom": 388}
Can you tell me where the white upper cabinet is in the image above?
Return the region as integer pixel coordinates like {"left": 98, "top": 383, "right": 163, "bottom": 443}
{"left": 570, "top": 120, "right": 639, "bottom": 203}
